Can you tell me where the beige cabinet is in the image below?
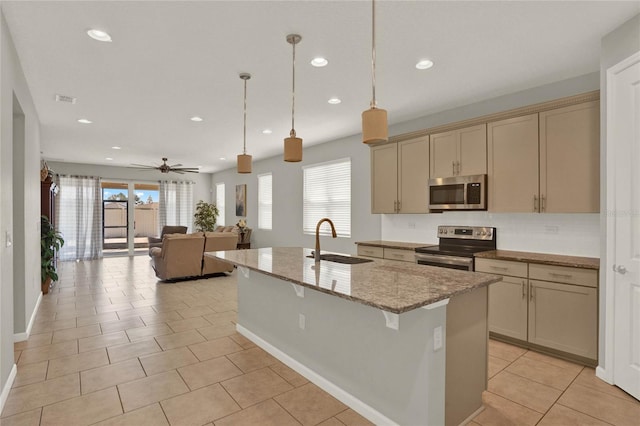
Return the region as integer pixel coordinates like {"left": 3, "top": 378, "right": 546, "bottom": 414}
{"left": 487, "top": 114, "right": 540, "bottom": 212}
{"left": 430, "top": 124, "right": 487, "bottom": 178}
{"left": 476, "top": 258, "right": 598, "bottom": 363}
{"left": 357, "top": 245, "right": 384, "bottom": 258}
{"left": 476, "top": 259, "right": 528, "bottom": 341}
{"left": 371, "top": 136, "right": 429, "bottom": 214}
{"left": 539, "top": 101, "right": 600, "bottom": 213}
{"left": 357, "top": 245, "right": 415, "bottom": 263}
{"left": 488, "top": 101, "right": 600, "bottom": 213}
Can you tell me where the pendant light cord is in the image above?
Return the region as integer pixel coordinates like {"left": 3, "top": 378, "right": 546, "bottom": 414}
{"left": 371, "top": 0, "right": 377, "bottom": 109}
{"left": 291, "top": 39, "right": 297, "bottom": 137}
{"left": 243, "top": 78, "right": 247, "bottom": 155}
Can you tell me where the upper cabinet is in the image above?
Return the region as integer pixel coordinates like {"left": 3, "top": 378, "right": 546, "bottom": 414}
{"left": 430, "top": 124, "right": 487, "bottom": 178}
{"left": 488, "top": 101, "right": 600, "bottom": 213}
{"left": 371, "top": 136, "right": 429, "bottom": 214}
{"left": 539, "top": 101, "right": 600, "bottom": 213}
{"left": 488, "top": 114, "right": 540, "bottom": 212}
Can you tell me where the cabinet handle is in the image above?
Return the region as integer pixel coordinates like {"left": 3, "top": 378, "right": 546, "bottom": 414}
{"left": 541, "top": 195, "right": 546, "bottom": 212}
{"left": 452, "top": 161, "right": 456, "bottom": 175}
{"left": 490, "top": 265, "right": 508, "bottom": 271}
{"left": 398, "top": 200, "right": 401, "bottom": 212}
{"left": 530, "top": 284, "right": 534, "bottom": 301}
{"left": 394, "top": 200, "right": 397, "bottom": 213}
{"left": 549, "top": 272, "right": 572, "bottom": 279}
{"left": 533, "top": 195, "right": 539, "bottom": 212}
{"left": 522, "top": 281, "right": 526, "bottom": 299}
{"left": 457, "top": 161, "right": 461, "bottom": 175}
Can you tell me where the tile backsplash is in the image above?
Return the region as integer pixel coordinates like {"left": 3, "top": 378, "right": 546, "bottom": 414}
{"left": 381, "top": 212, "right": 600, "bottom": 258}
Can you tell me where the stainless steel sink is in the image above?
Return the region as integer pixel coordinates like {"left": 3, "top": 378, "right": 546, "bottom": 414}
{"left": 307, "top": 253, "right": 373, "bottom": 264}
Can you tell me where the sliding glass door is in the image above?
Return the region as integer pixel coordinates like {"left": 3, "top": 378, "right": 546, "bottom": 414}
{"left": 102, "top": 181, "right": 159, "bottom": 256}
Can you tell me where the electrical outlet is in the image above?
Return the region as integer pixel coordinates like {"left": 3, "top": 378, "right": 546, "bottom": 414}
{"left": 299, "top": 314, "right": 306, "bottom": 330}
{"left": 408, "top": 222, "right": 416, "bottom": 229}
{"left": 545, "top": 225, "right": 559, "bottom": 234}
{"left": 433, "top": 326, "right": 443, "bottom": 351}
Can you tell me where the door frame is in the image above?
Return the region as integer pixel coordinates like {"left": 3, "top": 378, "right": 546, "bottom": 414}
{"left": 599, "top": 50, "right": 640, "bottom": 385}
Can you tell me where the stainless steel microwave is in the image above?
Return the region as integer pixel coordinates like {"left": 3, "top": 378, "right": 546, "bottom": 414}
{"left": 428, "top": 174, "right": 487, "bottom": 211}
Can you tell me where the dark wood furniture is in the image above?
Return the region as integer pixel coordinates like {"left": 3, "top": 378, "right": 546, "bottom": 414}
{"left": 41, "top": 179, "right": 58, "bottom": 222}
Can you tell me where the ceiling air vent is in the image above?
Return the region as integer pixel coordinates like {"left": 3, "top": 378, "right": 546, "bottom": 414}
{"left": 55, "top": 94, "right": 77, "bottom": 104}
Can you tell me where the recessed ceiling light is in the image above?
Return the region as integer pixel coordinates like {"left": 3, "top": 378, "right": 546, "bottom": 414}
{"left": 77, "top": 118, "right": 92, "bottom": 124}
{"left": 87, "top": 29, "right": 112, "bottom": 42}
{"left": 111, "top": 146, "right": 121, "bottom": 150}
{"left": 328, "top": 98, "right": 342, "bottom": 105}
{"left": 219, "top": 157, "right": 226, "bottom": 161}
{"left": 416, "top": 59, "right": 434, "bottom": 70}
{"left": 310, "top": 57, "right": 328, "bottom": 67}
{"left": 190, "top": 116, "right": 203, "bottom": 122}
{"left": 105, "top": 157, "right": 113, "bottom": 161}
{"left": 262, "top": 129, "right": 273, "bottom": 134}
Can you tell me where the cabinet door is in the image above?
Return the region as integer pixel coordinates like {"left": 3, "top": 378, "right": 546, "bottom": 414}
{"left": 398, "top": 136, "right": 429, "bottom": 213}
{"left": 528, "top": 280, "right": 598, "bottom": 360}
{"left": 488, "top": 114, "right": 539, "bottom": 212}
{"left": 488, "top": 276, "right": 528, "bottom": 341}
{"left": 539, "top": 101, "right": 600, "bottom": 213}
{"left": 430, "top": 130, "right": 458, "bottom": 178}
{"left": 458, "top": 124, "right": 487, "bottom": 176}
{"left": 371, "top": 143, "right": 398, "bottom": 213}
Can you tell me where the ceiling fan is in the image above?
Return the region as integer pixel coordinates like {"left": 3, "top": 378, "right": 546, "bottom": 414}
{"left": 130, "top": 157, "right": 199, "bottom": 174}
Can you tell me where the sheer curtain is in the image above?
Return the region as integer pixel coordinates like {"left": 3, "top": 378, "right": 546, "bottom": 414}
{"left": 159, "top": 181, "right": 194, "bottom": 232}
{"left": 56, "top": 175, "right": 103, "bottom": 261}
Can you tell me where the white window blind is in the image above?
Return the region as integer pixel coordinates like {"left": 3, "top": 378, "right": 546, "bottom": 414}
{"left": 216, "top": 183, "right": 225, "bottom": 226}
{"left": 258, "top": 173, "right": 272, "bottom": 230}
{"left": 303, "top": 158, "right": 351, "bottom": 237}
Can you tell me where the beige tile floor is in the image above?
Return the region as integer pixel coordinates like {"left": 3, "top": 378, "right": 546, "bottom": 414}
{"left": 1, "top": 256, "right": 638, "bottom": 425}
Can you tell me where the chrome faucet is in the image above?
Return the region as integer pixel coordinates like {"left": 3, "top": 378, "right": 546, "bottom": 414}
{"left": 315, "top": 218, "right": 337, "bottom": 262}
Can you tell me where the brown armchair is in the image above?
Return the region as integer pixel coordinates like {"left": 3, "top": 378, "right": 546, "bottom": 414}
{"left": 150, "top": 233, "right": 205, "bottom": 280}
{"left": 148, "top": 225, "right": 188, "bottom": 252}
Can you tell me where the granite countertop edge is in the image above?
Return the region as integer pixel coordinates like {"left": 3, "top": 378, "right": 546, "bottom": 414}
{"left": 354, "top": 240, "right": 434, "bottom": 250}
{"left": 474, "top": 250, "right": 600, "bottom": 270}
{"left": 211, "top": 250, "right": 501, "bottom": 314}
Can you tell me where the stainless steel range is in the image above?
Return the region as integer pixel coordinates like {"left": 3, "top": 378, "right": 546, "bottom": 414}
{"left": 415, "top": 226, "right": 497, "bottom": 271}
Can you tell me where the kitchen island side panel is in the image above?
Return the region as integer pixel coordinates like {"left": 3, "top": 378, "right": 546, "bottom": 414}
{"left": 237, "top": 270, "right": 447, "bottom": 426}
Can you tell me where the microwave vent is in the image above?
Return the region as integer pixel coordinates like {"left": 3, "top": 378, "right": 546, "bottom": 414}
{"left": 55, "top": 94, "right": 77, "bottom": 104}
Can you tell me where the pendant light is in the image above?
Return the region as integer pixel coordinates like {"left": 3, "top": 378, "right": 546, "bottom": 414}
{"left": 237, "top": 73, "right": 252, "bottom": 174}
{"left": 362, "top": 0, "right": 388, "bottom": 144}
{"left": 284, "top": 34, "right": 302, "bottom": 162}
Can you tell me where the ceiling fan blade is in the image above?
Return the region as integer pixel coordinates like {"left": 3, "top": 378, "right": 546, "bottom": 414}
{"left": 182, "top": 170, "right": 200, "bottom": 173}
{"left": 130, "top": 163, "right": 156, "bottom": 168}
{"left": 169, "top": 163, "right": 183, "bottom": 168}
{"left": 173, "top": 170, "right": 186, "bottom": 174}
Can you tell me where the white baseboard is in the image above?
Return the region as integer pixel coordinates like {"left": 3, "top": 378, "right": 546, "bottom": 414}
{"left": 236, "top": 324, "right": 399, "bottom": 426}
{"left": 0, "top": 363, "right": 17, "bottom": 414}
{"left": 14, "top": 292, "right": 43, "bottom": 343}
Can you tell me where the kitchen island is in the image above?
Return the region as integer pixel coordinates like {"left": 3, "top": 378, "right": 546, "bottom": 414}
{"left": 208, "top": 247, "right": 501, "bottom": 425}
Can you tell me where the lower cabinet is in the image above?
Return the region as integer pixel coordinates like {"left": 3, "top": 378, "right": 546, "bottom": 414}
{"left": 476, "top": 258, "right": 598, "bottom": 363}
{"left": 357, "top": 245, "right": 415, "bottom": 263}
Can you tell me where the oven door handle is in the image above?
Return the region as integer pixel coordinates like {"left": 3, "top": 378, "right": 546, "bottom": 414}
{"left": 414, "top": 253, "right": 474, "bottom": 267}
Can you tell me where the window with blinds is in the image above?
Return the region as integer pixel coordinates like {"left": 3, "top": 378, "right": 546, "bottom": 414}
{"left": 216, "top": 183, "right": 225, "bottom": 226}
{"left": 258, "top": 173, "right": 272, "bottom": 230}
{"left": 303, "top": 158, "right": 351, "bottom": 237}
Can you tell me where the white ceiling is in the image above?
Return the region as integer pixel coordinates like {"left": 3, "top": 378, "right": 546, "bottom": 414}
{"left": 2, "top": 1, "right": 639, "bottom": 173}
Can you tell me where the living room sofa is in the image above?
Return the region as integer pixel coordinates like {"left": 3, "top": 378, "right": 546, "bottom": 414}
{"left": 148, "top": 225, "right": 188, "bottom": 250}
{"left": 150, "top": 231, "right": 237, "bottom": 281}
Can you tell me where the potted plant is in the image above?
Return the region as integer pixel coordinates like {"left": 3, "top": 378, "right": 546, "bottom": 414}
{"left": 193, "top": 200, "right": 219, "bottom": 232}
{"left": 41, "top": 215, "right": 64, "bottom": 294}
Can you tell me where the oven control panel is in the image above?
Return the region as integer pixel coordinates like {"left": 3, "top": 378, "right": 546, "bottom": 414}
{"left": 437, "top": 226, "right": 495, "bottom": 240}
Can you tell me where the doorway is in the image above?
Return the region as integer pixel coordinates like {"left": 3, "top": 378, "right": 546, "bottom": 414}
{"left": 102, "top": 182, "right": 159, "bottom": 256}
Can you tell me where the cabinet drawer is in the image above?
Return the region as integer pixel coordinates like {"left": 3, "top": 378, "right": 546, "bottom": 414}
{"left": 357, "top": 246, "right": 384, "bottom": 258}
{"left": 529, "top": 264, "right": 597, "bottom": 288}
{"left": 383, "top": 248, "right": 415, "bottom": 263}
{"left": 475, "top": 258, "right": 527, "bottom": 278}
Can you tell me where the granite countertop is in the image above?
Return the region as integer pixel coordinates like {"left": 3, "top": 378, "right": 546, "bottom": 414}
{"left": 475, "top": 250, "right": 600, "bottom": 270}
{"left": 208, "top": 247, "right": 501, "bottom": 314}
{"left": 354, "top": 240, "right": 435, "bottom": 250}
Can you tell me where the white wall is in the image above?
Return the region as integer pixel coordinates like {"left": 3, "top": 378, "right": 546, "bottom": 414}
{"left": 598, "top": 13, "right": 640, "bottom": 377}
{"left": 46, "top": 161, "right": 213, "bottom": 231}
{"left": 0, "top": 10, "right": 42, "bottom": 404}
{"left": 212, "top": 134, "right": 381, "bottom": 255}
